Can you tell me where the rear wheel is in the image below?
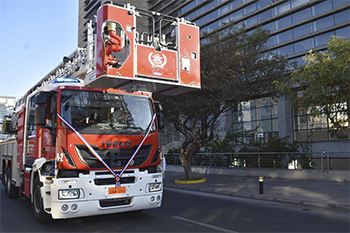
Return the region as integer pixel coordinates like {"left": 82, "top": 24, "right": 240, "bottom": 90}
{"left": 32, "top": 177, "right": 49, "bottom": 224}
{"left": 3, "top": 167, "right": 8, "bottom": 194}
{"left": 5, "top": 166, "right": 18, "bottom": 198}
{"left": 1, "top": 165, "right": 6, "bottom": 185}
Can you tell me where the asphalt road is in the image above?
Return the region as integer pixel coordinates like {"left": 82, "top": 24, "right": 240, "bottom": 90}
{"left": 0, "top": 186, "right": 349, "bottom": 232}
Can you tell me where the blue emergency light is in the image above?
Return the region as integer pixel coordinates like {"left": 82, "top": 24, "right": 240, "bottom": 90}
{"left": 52, "top": 77, "right": 80, "bottom": 84}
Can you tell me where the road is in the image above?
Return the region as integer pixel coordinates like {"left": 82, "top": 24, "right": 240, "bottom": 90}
{"left": 1, "top": 186, "right": 349, "bottom": 232}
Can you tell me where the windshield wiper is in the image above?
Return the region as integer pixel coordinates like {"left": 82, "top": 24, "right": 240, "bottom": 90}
{"left": 127, "top": 126, "right": 145, "bottom": 131}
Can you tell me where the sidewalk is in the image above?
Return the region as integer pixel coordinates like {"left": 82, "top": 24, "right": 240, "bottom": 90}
{"left": 163, "top": 171, "right": 350, "bottom": 211}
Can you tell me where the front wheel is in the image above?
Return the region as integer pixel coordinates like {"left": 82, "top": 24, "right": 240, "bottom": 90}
{"left": 32, "top": 177, "right": 49, "bottom": 223}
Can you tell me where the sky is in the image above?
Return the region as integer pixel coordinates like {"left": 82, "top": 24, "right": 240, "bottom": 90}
{"left": 0, "top": 0, "right": 79, "bottom": 99}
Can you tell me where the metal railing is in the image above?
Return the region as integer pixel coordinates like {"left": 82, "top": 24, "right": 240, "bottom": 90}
{"left": 165, "top": 152, "right": 350, "bottom": 170}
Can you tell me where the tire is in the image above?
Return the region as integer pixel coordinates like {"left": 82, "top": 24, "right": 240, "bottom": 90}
{"left": 32, "top": 177, "right": 50, "bottom": 224}
{"left": 5, "top": 166, "right": 18, "bottom": 199}
{"left": 1, "top": 165, "right": 5, "bottom": 185}
{"left": 3, "top": 167, "right": 8, "bottom": 194}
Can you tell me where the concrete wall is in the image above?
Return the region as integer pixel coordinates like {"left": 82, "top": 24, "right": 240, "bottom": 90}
{"left": 167, "top": 165, "right": 350, "bottom": 183}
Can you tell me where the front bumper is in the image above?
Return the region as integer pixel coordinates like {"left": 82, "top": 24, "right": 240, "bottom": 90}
{"left": 42, "top": 169, "right": 163, "bottom": 219}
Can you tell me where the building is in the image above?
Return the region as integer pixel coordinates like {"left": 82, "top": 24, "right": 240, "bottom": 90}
{"left": 78, "top": 0, "right": 350, "bottom": 153}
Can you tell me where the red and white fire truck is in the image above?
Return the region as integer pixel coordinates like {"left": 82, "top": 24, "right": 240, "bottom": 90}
{"left": 0, "top": 3, "right": 200, "bottom": 223}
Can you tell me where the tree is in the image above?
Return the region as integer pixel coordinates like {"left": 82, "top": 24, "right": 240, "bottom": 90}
{"left": 156, "top": 25, "right": 290, "bottom": 178}
{"left": 284, "top": 36, "right": 350, "bottom": 131}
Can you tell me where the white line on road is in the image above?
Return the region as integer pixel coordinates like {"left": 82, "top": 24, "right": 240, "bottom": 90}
{"left": 172, "top": 216, "right": 239, "bottom": 233}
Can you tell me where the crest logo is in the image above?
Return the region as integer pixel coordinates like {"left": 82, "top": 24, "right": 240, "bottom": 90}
{"left": 148, "top": 52, "right": 167, "bottom": 69}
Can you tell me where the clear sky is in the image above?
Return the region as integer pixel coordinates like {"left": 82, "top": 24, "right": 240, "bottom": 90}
{"left": 0, "top": 0, "right": 78, "bottom": 100}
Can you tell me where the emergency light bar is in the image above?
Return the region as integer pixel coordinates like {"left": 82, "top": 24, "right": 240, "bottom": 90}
{"left": 52, "top": 77, "right": 81, "bottom": 84}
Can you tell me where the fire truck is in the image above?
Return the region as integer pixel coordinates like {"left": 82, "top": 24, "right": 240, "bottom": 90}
{"left": 0, "top": 3, "right": 200, "bottom": 223}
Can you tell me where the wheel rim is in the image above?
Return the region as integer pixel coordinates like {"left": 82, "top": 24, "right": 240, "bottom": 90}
{"left": 34, "top": 185, "right": 41, "bottom": 214}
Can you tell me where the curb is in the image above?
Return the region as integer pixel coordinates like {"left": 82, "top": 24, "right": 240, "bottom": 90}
{"left": 174, "top": 178, "right": 207, "bottom": 184}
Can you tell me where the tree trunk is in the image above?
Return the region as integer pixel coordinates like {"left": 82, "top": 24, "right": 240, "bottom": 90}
{"left": 183, "top": 161, "right": 192, "bottom": 179}
{"left": 182, "top": 145, "right": 200, "bottom": 179}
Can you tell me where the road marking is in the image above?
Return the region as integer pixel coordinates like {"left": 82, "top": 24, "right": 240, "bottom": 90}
{"left": 172, "top": 216, "right": 239, "bottom": 233}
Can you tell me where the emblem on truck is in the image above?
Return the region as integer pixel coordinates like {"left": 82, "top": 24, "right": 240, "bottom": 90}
{"left": 148, "top": 52, "right": 167, "bottom": 69}
{"left": 102, "top": 141, "right": 131, "bottom": 148}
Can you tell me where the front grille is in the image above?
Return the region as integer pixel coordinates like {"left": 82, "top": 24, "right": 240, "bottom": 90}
{"left": 75, "top": 144, "right": 152, "bottom": 168}
{"left": 94, "top": 177, "right": 135, "bottom": 185}
{"left": 99, "top": 197, "right": 132, "bottom": 208}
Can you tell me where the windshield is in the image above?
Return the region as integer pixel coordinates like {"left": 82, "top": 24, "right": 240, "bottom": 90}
{"left": 60, "top": 90, "right": 155, "bottom": 133}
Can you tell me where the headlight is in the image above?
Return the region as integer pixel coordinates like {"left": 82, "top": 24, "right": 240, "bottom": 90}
{"left": 58, "top": 189, "right": 80, "bottom": 199}
{"left": 149, "top": 183, "right": 162, "bottom": 192}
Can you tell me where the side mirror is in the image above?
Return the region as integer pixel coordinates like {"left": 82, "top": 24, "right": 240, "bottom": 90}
{"left": 154, "top": 101, "right": 164, "bottom": 130}
{"left": 35, "top": 105, "right": 47, "bottom": 126}
{"left": 35, "top": 92, "right": 48, "bottom": 105}
{"left": 34, "top": 92, "right": 49, "bottom": 127}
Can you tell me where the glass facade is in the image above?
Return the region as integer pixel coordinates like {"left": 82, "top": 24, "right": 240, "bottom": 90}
{"left": 232, "top": 98, "right": 279, "bottom": 144}
{"left": 149, "top": 0, "right": 350, "bottom": 144}
{"left": 293, "top": 106, "right": 349, "bottom": 141}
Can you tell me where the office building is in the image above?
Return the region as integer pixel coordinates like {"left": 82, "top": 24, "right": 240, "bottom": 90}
{"left": 79, "top": 0, "right": 350, "bottom": 153}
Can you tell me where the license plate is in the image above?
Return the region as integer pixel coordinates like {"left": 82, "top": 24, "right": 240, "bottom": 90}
{"left": 108, "top": 187, "right": 126, "bottom": 195}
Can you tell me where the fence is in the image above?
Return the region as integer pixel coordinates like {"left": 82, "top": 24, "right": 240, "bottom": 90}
{"left": 164, "top": 152, "right": 350, "bottom": 171}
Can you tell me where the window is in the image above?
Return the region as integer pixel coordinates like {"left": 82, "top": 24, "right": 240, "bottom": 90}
{"left": 257, "top": 0, "right": 271, "bottom": 9}
{"left": 276, "top": 30, "right": 293, "bottom": 43}
{"left": 185, "top": 12, "right": 197, "bottom": 21}
{"left": 312, "top": 1, "right": 333, "bottom": 16}
{"left": 197, "top": 5, "right": 207, "bottom": 16}
{"left": 181, "top": 1, "right": 196, "bottom": 14}
{"left": 26, "top": 97, "right": 36, "bottom": 137}
{"left": 292, "top": 8, "right": 311, "bottom": 24}
{"left": 232, "top": 98, "right": 279, "bottom": 144}
{"left": 207, "top": 10, "right": 219, "bottom": 21}
{"left": 60, "top": 90, "right": 155, "bottom": 134}
{"left": 335, "top": 9, "right": 350, "bottom": 24}
{"left": 219, "top": 16, "right": 230, "bottom": 27}
{"left": 258, "top": 9, "right": 273, "bottom": 22}
{"left": 197, "top": 17, "right": 207, "bottom": 27}
{"left": 277, "top": 44, "right": 294, "bottom": 56}
{"left": 313, "top": 16, "right": 334, "bottom": 31}
{"left": 274, "top": 1, "right": 291, "bottom": 15}
{"left": 205, "top": 0, "right": 218, "bottom": 10}
{"left": 314, "top": 31, "right": 335, "bottom": 47}
{"left": 266, "top": 36, "right": 275, "bottom": 47}
{"left": 243, "top": 3, "right": 257, "bottom": 15}
{"left": 293, "top": 105, "right": 349, "bottom": 142}
{"left": 206, "top": 21, "right": 219, "bottom": 33}
{"left": 293, "top": 23, "right": 312, "bottom": 38}
{"left": 244, "top": 15, "right": 257, "bottom": 27}
{"left": 275, "top": 15, "right": 292, "bottom": 30}
{"left": 229, "top": 0, "right": 243, "bottom": 10}
{"left": 291, "top": 0, "right": 309, "bottom": 8}
{"left": 294, "top": 38, "right": 314, "bottom": 53}
{"left": 230, "top": 10, "right": 243, "bottom": 21}
{"left": 333, "top": 0, "right": 350, "bottom": 8}
{"left": 262, "top": 22, "right": 274, "bottom": 32}
{"left": 219, "top": 4, "right": 230, "bottom": 15}
{"left": 336, "top": 27, "right": 350, "bottom": 39}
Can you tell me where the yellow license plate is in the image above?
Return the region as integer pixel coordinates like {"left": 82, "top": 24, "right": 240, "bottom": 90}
{"left": 108, "top": 187, "right": 126, "bottom": 195}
